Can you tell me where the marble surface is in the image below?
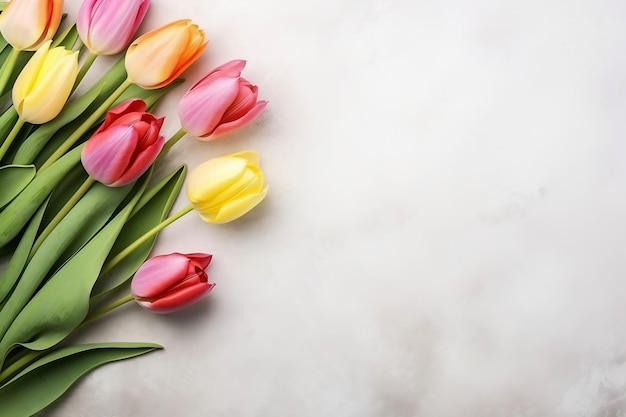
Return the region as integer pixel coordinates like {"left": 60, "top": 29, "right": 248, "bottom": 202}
{"left": 36, "top": 0, "right": 626, "bottom": 415}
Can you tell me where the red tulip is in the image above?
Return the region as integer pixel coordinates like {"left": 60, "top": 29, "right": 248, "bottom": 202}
{"left": 81, "top": 99, "right": 164, "bottom": 186}
{"left": 131, "top": 253, "right": 214, "bottom": 313}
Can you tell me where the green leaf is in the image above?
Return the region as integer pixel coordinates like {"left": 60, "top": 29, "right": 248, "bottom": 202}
{"left": 0, "top": 145, "right": 82, "bottom": 250}
{"left": 0, "top": 38, "right": 10, "bottom": 65}
{"left": 0, "top": 342, "right": 161, "bottom": 417}
{"left": 93, "top": 165, "right": 187, "bottom": 297}
{"left": 0, "top": 176, "right": 149, "bottom": 365}
{"left": 0, "top": 50, "right": 33, "bottom": 97}
{"left": 0, "top": 165, "right": 35, "bottom": 209}
{"left": 0, "top": 107, "right": 19, "bottom": 149}
{"left": 51, "top": 24, "right": 79, "bottom": 49}
{"left": 0, "top": 180, "right": 134, "bottom": 341}
{"left": 0, "top": 200, "right": 47, "bottom": 304}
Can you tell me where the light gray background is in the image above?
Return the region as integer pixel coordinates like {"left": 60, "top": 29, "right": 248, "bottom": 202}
{"left": 43, "top": 0, "right": 626, "bottom": 415}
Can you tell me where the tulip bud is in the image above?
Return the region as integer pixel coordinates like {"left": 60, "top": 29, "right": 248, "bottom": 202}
{"left": 131, "top": 253, "right": 214, "bottom": 313}
{"left": 0, "top": 0, "right": 63, "bottom": 50}
{"left": 178, "top": 60, "right": 267, "bottom": 140}
{"left": 81, "top": 99, "right": 165, "bottom": 186}
{"left": 77, "top": 0, "right": 150, "bottom": 55}
{"left": 178, "top": 60, "right": 268, "bottom": 140}
{"left": 12, "top": 41, "right": 78, "bottom": 124}
{"left": 125, "top": 19, "right": 208, "bottom": 89}
{"left": 186, "top": 150, "right": 268, "bottom": 224}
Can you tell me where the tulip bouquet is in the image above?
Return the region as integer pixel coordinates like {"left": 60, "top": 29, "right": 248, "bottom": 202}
{"left": 0, "top": 0, "right": 269, "bottom": 415}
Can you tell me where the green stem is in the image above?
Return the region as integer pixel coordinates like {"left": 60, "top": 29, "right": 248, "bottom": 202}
{"left": 37, "top": 78, "right": 133, "bottom": 174}
{"left": 102, "top": 204, "right": 194, "bottom": 274}
{"left": 72, "top": 37, "right": 84, "bottom": 52}
{"left": 0, "top": 116, "right": 25, "bottom": 161}
{"left": 0, "top": 350, "right": 43, "bottom": 384}
{"left": 159, "top": 128, "right": 187, "bottom": 157}
{"left": 29, "top": 176, "right": 96, "bottom": 258}
{"left": 0, "top": 48, "right": 19, "bottom": 97}
{"left": 83, "top": 293, "right": 134, "bottom": 325}
{"left": 73, "top": 52, "right": 97, "bottom": 91}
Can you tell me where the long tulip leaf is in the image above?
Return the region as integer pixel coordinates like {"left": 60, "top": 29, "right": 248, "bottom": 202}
{"left": 93, "top": 165, "right": 187, "bottom": 296}
{"left": 0, "top": 175, "right": 149, "bottom": 365}
{"left": 0, "top": 106, "right": 18, "bottom": 148}
{"left": 0, "top": 200, "right": 47, "bottom": 304}
{"left": 51, "top": 24, "right": 79, "bottom": 49}
{"left": 0, "top": 145, "right": 82, "bottom": 249}
{"left": 0, "top": 342, "right": 161, "bottom": 417}
{"left": 0, "top": 165, "right": 35, "bottom": 209}
{"left": 0, "top": 180, "right": 134, "bottom": 339}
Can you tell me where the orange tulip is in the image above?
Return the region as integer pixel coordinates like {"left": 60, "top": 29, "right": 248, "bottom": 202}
{"left": 125, "top": 19, "right": 207, "bottom": 89}
{"left": 0, "top": 0, "right": 63, "bottom": 51}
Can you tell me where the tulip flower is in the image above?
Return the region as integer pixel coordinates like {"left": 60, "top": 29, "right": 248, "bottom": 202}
{"left": 125, "top": 19, "right": 208, "bottom": 90}
{"left": 187, "top": 150, "right": 268, "bottom": 224}
{"left": 131, "top": 253, "right": 214, "bottom": 313}
{"left": 12, "top": 41, "right": 78, "bottom": 124}
{"left": 77, "top": 0, "right": 150, "bottom": 55}
{"left": 179, "top": 60, "right": 267, "bottom": 140}
{"left": 81, "top": 99, "right": 165, "bottom": 187}
{"left": 0, "top": 0, "right": 63, "bottom": 51}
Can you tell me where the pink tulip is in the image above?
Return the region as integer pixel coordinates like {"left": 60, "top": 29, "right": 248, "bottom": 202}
{"left": 77, "top": 0, "right": 150, "bottom": 55}
{"left": 131, "top": 253, "right": 214, "bottom": 313}
{"left": 81, "top": 99, "right": 164, "bottom": 186}
{"left": 178, "top": 60, "right": 267, "bottom": 140}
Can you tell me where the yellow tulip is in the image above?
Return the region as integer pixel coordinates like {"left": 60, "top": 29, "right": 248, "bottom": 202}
{"left": 13, "top": 41, "right": 78, "bottom": 124}
{"left": 0, "top": 0, "right": 63, "bottom": 50}
{"left": 186, "top": 151, "right": 268, "bottom": 224}
{"left": 125, "top": 19, "right": 208, "bottom": 90}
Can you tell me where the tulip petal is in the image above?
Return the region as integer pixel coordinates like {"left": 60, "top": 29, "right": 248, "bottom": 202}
{"left": 97, "top": 99, "right": 147, "bottom": 133}
{"left": 179, "top": 75, "right": 241, "bottom": 137}
{"left": 186, "top": 253, "right": 213, "bottom": 270}
{"left": 17, "top": 48, "right": 78, "bottom": 123}
{"left": 203, "top": 188, "right": 268, "bottom": 224}
{"left": 111, "top": 133, "right": 164, "bottom": 186}
{"left": 140, "top": 282, "right": 215, "bottom": 313}
{"left": 0, "top": 0, "right": 63, "bottom": 50}
{"left": 210, "top": 101, "right": 268, "bottom": 139}
{"left": 125, "top": 19, "right": 207, "bottom": 89}
{"left": 194, "top": 166, "right": 264, "bottom": 213}
{"left": 131, "top": 253, "right": 190, "bottom": 298}
{"left": 12, "top": 41, "right": 50, "bottom": 105}
{"left": 86, "top": 0, "right": 150, "bottom": 54}
{"left": 187, "top": 59, "right": 246, "bottom": 92}
{"left": 187, "top": 156, "right": 249, "bottom": 204}
{"left": 81, "top": 125, "right": 138, "bottom": 185}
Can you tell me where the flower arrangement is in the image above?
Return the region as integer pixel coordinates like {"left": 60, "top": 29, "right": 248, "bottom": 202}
{"left": 0, "top": 0, "right": 269, "bottom": 414}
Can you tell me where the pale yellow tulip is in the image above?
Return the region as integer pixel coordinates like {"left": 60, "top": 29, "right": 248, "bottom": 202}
{"left": 13, "top": 41, "right": 78, "bottom": 124}
{"left": 187, "top": 151, "right": 268, "bottom": 224}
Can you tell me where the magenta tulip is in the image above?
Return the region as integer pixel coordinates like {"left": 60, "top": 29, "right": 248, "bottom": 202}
{"left": 81, "top": 99, "right": 164, "bottom": 186}
{"left": 131, "top": 253, "right": 214, "bottom": 313}
{"left": 77, "top": 0, "right": 150, "bottom": 55}
{"left": 178, "top": 59, "right": 267, "bottom": 140}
